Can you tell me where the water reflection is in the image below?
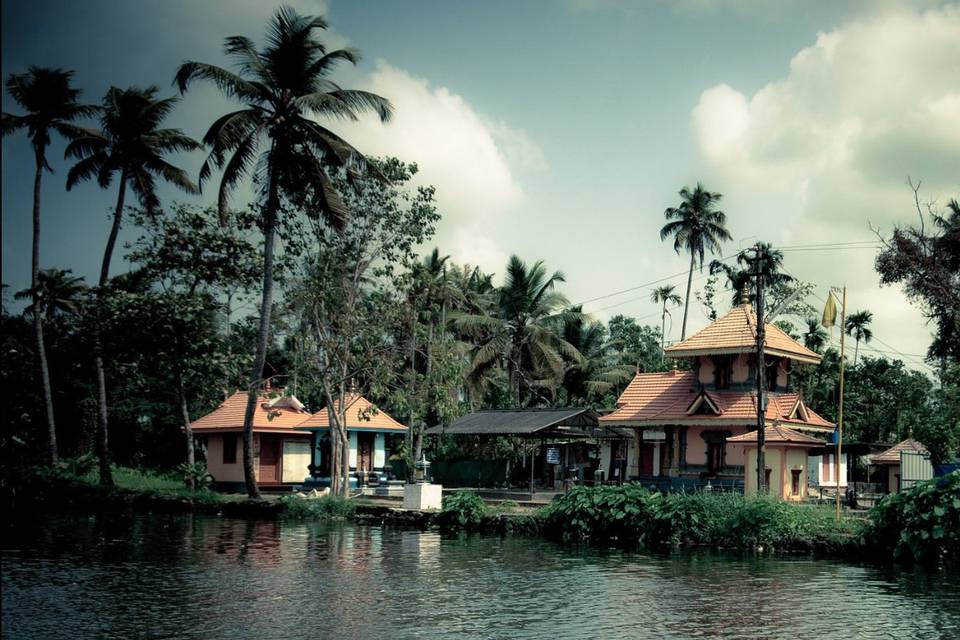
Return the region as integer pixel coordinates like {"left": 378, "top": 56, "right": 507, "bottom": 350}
{"left": 2, "top": 514, "right": 959, "bottom": 639}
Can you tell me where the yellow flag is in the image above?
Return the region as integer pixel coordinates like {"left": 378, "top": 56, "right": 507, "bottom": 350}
{"left": 822, "top": 292, "right": 837, "bottom": 328}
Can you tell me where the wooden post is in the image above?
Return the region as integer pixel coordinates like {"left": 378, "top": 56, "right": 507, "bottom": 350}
{"left": 530, "top": 443, "right": 537, "bottom": 499}
{"left": 754, "top": 244, "right": 767, "bottom": 494}
{"left": 835, "top": 286, "right": 847, "bottom": 521}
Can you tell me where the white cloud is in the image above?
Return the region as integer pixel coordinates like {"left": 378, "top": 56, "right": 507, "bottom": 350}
{"left": 332, "top": 61, "right": 535, "bottom": 270}
{"left": 689, "top": 5, "right": 960, "bottom": 365}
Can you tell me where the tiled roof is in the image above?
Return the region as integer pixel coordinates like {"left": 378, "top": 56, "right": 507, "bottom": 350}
{"left": 664, "top": 303, "right": 821, "bottom": 364}
{"left": 297, "top": 394, "right": 407, "bottom": 432}
{"left": 869, "top": 438, "right": 928, "bottom": 464}
{"left": 599, "top": 370, "right": 834, "bottom": 430}
{"left": 727, "top": 424, "right": 828, "bottom": 446}
{"left": 191, "top": 391, "right": 310, "bottom": 434}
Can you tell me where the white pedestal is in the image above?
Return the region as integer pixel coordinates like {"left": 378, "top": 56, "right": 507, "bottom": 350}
{"left": 403, "top": 483, "right": 443, "bottom": 510}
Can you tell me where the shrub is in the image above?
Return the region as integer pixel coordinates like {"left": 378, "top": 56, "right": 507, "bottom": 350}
{"left": 439, "top": 491, "right": 486, "bottom": 530}
{"left": 863, "top": 471, "right": 959, "bottom": 567}
{"left": 279, "top": 494, "right": 356, "bottom": 520}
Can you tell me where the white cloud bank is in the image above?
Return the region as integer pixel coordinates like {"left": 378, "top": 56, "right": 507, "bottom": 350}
{"left": 692, "top": 5, "right": 960, "bottom": 228}
{"left": 336, "top": 62, "right": 537, "bottom": 274}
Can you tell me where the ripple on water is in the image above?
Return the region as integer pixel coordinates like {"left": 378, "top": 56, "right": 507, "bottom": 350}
{"left": 2, "top": 513, "right": 959, "bottom": 640}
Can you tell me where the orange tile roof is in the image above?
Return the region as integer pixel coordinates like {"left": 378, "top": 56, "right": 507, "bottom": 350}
{"left": 664, "top": 303, "right": 821, "bottom": 364}
{"left": 727, "top": 424, "right": 827, "bottom": 447}
{"left": 297, "top": 394, "right": 407, "bottom": 432}
{"left": 600, "top": 370, "right": 833, "bottom": 431}
{"left": 191, "top": 391, "right": 311, "bottom": 434}
{"left": 869, "top": 438, "right": 928, "bottom": 464}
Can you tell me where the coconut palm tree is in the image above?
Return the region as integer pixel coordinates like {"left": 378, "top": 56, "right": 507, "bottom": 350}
{"left": 175, "top": 6, "right": 392, "bottom": 498}
{"left": 802, "top": 317, "right": 828, "bottom": 354}
{"left": 709, "top": 242, "right": 793, "bottom": 308}
{"left": 660, "top": 183, "right": 732, "bottom": 340}
{"left": 558, "top": 309, "right": 632, "bottom": 404}
{"left": 650, "top": 285, "right": 682, "bottom": 356}
{"left": 453, "top": 255, "right": 582, "bottom": 406}
{"left": 2, "top": 67, "right": 96, "bottom": 464}
{"left": 66, "top": 86, "right": 201, "bottom": 485}
{"left": 15, "top": 269, "right": 86, "bottom": 322}
{"left": 845, "top": 310, "right": 873, "bottom": 365}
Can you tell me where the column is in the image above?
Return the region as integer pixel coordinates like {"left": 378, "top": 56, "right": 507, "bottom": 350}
{"left": 374, "top": 433, "right": 386, "bottom": 470}
{"left": 348, "top": 431, "right": 358, "bottom": 470}
{"left": 653, "top": 442, "right": 661, "bottom": 476}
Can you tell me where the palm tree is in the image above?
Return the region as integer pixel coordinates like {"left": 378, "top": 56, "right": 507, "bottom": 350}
{"left": 3, "top": 67, "right": 97, "bottom": 465}
{"left": 66, "top": 86, "right": 201, "bottom": 485}
{"left": 558, "top": 309, "right": 632, "bottom": 404}
{"left": 845, "top": 310, "right": 873, "bottom": 365}
{"left": 175, "top": 6, "right": 392, "bottom": 498}
{"left": 802, "top": 317, "right": 828, "bottom": 353}
{"left": 709, "top": 242, "right": 793, "bottom": 308}
{"left": 15, "top": 269, "right": 86, "bottom": 322}
{"left": 660, "top": 183, "right": 732, "bottom": 340}
{"left": 453, "top": 255, "right": 582, "bottom": 406}
{"left": 650, "top": 285, "right": 682, "bottom": 356}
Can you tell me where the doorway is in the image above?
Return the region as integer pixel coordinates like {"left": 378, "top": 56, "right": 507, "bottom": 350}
{"left": 258, "top": 435, "right": 281, "bottom": 483}
{"left": 357, "top": 432, "right": 375, "bottom": 472}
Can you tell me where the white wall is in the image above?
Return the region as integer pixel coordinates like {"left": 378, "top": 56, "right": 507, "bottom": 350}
{"left": 374, "top": 433, "right": 386, "bottom": 469}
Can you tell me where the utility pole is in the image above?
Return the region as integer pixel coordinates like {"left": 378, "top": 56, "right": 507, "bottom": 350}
{"left": 835, "top": 286, "right": 847, "bottom": 521}
{"left": 752, "top": 243, "right": 767, "bottom": 494}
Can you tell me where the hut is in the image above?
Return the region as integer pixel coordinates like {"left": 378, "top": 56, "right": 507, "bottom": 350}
{"left": 727, "top": 424, "right": 826, "bottom": 500}
{"left": 868, "top": 438, "right": 931, "bottom": 493}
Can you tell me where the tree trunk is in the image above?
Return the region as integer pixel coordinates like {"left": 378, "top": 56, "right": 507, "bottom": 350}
{"left": 178, "top": 371, "right": 195, "bottom": 490}
{"left": 241, "top": 185, "right": 279, "bottom": 500}
{"left": 31, "top": 150, "right": 58, "bottom": 464}
{"left": 414, "top": 321, "right": 434, "bottom": 464}
{"left": 660, "top": 303, "right": 667, "bottom": 360}
{"left": 93, "top": 174, "right": 127, "bottom": 486}
{"left": 680, "top": 252, "right": 695, "bottom": 341}
{"left": 406, "top": 314, "right": 417, "bottom": 480}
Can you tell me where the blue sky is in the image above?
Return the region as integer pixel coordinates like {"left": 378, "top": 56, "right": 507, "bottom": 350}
{"left": 3, "top": 0, "right": 958, "bottom": 372}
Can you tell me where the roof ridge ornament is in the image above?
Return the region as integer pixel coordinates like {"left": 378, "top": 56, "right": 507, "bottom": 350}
{"left": 740, "top": 283, "right": 751, "bottom": 306}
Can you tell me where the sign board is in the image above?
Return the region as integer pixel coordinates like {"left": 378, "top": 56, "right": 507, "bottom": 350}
{"left": 643, "top": 430, "right": 666, "bottom": 441}
{"left": 546, "top": 447, "right": 561, "bottom": 465}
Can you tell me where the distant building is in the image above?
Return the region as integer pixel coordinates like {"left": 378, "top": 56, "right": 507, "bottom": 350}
{"left": 728, "top": 424, "right": 826, "bottom": 500}
{"left": 600, "top": 295, "right": 835, "bottom": 492}
{"left": 869, "top": 438, "right": 932, "bottom": 493}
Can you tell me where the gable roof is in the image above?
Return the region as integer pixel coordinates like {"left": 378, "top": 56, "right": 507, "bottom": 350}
{"left": 297, "top": 394, "right": 407, "bottom": 432}
{"left": 425, "top": 408, "right": 599, "bottom": 436}
{"left": 191, "top": 391, "right": 310, "bottom": 434}
{"left": 727, "top": 424, "right": 827, "bottom": 447}
{"left": 600, "top": 370, "right": 834, "bottom": 431}
{"left": 664, "top": 302, "right": 821, "bottom": 364}
{"left": 869, "top": 438, "right": 928, "bottom": 464}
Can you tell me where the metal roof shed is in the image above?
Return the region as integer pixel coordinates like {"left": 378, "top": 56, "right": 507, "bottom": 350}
{"left": 425, "top": 408, "right": 601, "bottom": 437}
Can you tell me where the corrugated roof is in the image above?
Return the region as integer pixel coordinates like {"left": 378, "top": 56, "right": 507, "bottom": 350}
{"left": 727, "top": 424, "right": 827, "bottom": 446}
{"left": 426, "top": 408, "right": 599, "bottom": 436}
{"left": 297, "top": 394, "right": 407, "bottom": 432}
{"left": 664, "top": 303, "right": 821, "bottom": 364}
{"left": 600, "top": 370, "right": 833, "bottom": 430}
{"left": 869, "top": 438, "right": 928, "bottom": 464}
{"left": 191, "top": 391, "right": 310, "bottom": 434}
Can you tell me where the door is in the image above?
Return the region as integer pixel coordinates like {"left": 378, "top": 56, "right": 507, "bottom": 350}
{"left": 707, "top": 442, "right": 724, "bottom": 476}
{"left": 259, "top": 435, "right": 281, "bottom": 483}
{"left": 357, "top": 432, "right": 375, "bottom": 472}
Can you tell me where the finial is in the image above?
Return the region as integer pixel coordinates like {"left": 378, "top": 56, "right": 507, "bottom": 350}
{"left": 740, "top": 284, "right": 750, "bottom": 306}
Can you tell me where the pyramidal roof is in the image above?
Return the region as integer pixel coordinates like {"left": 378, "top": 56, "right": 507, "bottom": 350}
{"left": 869, "top": 438, "right": 928, "bottom": 464}
{"left": 297, "top": 393, "right": 407, "bottom": 432}
{"left": 664, "top": 302, "right": 821, "bottom": 364}
{"left": 191, "top": 390, "right": 310, "bottom": 433}
{"left": 727, "top": 423, "right": 827, "bottom": 447}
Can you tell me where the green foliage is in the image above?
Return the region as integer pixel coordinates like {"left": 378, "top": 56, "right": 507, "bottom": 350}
{"left": 439, "top": 490, "right": 486, "bottom": 529}
{"left": 863, "top": 471, "right": 960, "bottom": 568}
{"left": 177, "top": 462, "right": 214, "bottom": 489}
{"left": 278, "top": 495, "right": 356, "bottom": 520}
{"left": 542, "top": 484, "right": 860, "bottom": 551}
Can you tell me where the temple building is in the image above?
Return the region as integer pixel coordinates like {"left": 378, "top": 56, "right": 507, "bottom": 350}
{"left": 600, "top": 294, "right": 834, "bottom": 486}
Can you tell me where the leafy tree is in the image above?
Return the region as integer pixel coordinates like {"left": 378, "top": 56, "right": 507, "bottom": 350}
{"left": 660, "top": 183, "right": 732, "bottom": 340}
{"left": 845, "top": 310, "right": 873, "bottom": 366}
{"left": 875, "top": 184, "right": 960, "bottom": 367}
{"left": 175, "top": 6, "right": 392, "bottom": 498}
{"left": 650, "top": 285, "right": 681, "bottom": 356}
{"left": 65, "top": 86, "right": 201, "bottom": 485}
{"left": 802, "top": 318, "right": 828, "bottom": 354}
{"left": 2, "top": 67, "right": 96, "bottom": 464}
{"left": 453, "top": 256, "right": 582, "bottom": 406}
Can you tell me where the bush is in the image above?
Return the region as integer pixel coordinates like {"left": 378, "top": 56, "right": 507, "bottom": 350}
{"left": 279, "top": 494, "right": 356, "bottom": 520}
{"left": 863, "top": 471, "right": 959, "bottom": 567}
{"left": 439, "top": 491, "right": 486, "bottom": 530}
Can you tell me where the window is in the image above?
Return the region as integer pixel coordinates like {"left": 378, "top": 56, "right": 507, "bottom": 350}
{"left": 707, "top": 442, "right": 725, "bottom": 475}
{"left": 713, "top": 356, "right": 733, "bottom": 389}
{"left": 791, "top": 469, "right": 802, "bottom": 495}
{"left": 223, "top": 434, "right": 237, "bottom": 464}
{"left": 765, "top": 357, "right": 780, "bottom": 391}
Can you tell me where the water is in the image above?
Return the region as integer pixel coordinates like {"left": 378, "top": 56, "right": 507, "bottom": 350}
{"left": 3, "top": 514, "right": 959, "bottom": 639}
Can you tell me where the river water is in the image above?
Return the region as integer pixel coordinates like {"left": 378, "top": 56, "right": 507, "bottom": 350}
{"left": 2, "top": 513, "right": 958, "bottom": 639}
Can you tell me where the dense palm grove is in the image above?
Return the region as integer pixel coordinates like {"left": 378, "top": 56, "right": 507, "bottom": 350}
{"left": 2, "top": 8, "right": 958, "bottom": 497}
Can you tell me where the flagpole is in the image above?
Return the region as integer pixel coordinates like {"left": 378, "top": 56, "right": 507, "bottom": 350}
{"left": 835, "top": 286, "right": 847, "bottom": 522}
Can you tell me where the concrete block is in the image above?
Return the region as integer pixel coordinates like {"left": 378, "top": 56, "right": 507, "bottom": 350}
{"left": 403, "top": 483, "right": 443, "bottom": 510}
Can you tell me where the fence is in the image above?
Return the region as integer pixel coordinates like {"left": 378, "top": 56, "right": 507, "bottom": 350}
{"left": 900, "top": 450, "right": 934, "bottom": 491}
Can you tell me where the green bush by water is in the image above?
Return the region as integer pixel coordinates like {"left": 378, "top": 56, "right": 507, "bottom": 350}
{"left": 439, "top": 491, "right": 486, "bottom": 529}
{"left": 278, "top": 495, "right": 356, "bottom": 520}
{"left": 541, "top": 483, "right": 860, "bottom": 551}
{"left": 863, "top": 471, "right": 959, "bottom": 567}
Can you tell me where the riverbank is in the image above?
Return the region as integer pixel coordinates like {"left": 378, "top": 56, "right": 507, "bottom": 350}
{"left": 6, "top": 464, "right": 957, "bottom": 567}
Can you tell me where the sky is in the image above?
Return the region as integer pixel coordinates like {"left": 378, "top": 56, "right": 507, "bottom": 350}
{"left": 2, "top": 0, "right": 958, "bottom": 374}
